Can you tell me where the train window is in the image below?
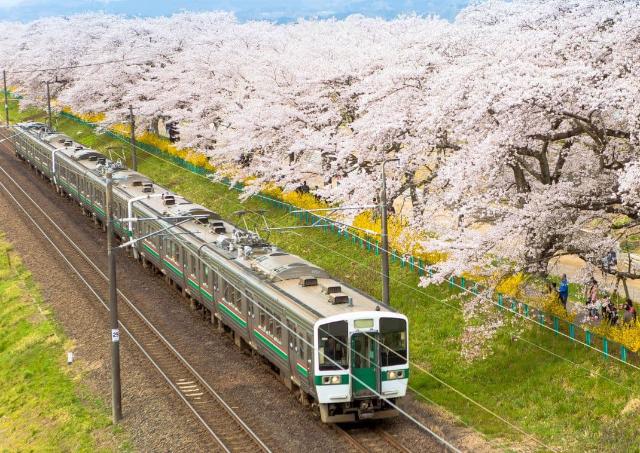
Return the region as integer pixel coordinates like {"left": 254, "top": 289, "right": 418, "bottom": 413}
{"left": 259, "top": 307, "right": 267, "bottom": 330}
{"left": 274, "top": 316, "right": 282, "bottom": 343}
{"left": 318, "top": 321, "right": 348, "bottom": 371}
{"left": 203, "top": 265, "right": 209, "bottom": 283}
{"left": 380, "top": 318, "right": 408, "bottom": 366}
{"left": 224, "top": 284, "right": 242, "bottom": 310}
{"left": 297, "top": 329, "right": 306, "bottom": 360}
{"left": 246, "top": 291, "right": 254, "bottom": 318}
{"left": 190, "top": 256, "right": 197, "bottom": 276}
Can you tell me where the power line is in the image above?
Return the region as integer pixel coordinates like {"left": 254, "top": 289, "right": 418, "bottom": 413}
{"left": 103, "top": 139, "right": 567, "bottom": 448}
{"left": 6, "top": 40, "right": 231, "bottom": 75}
{"left": 13, "top": 112, "right": 624, "bottom": 447}
{"left": 9, "top": 55, "right": 152, "bottom": 74}
{"left": 0, "top": 153, "right": 460, "bottom": 451}
{"left": 112, "top": 132, "right": 639, "bottom": 375}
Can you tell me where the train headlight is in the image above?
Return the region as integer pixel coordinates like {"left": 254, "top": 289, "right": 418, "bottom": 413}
{"left": 387, "top": 370, "right": 404, "bottom": 380}
{"left": 322, "top": 375, "right": 342, "bottom": 385}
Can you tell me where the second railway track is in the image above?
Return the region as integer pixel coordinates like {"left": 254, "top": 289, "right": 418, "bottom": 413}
{"left": 0, "top": 149, "right": 271, "bottom": 453}
{"left": 337, "top": 424, "right": 419, "bottom": 453}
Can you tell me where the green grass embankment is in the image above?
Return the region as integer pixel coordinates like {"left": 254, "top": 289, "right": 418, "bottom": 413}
{"left": 0, "top": 233, "right": 130, "bottom": 451}
{"left": 6, "top": 104, "right": 640, "bottom": 451}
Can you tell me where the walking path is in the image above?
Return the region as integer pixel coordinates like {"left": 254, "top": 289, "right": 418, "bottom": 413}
{"left": 549, "top": 255, "right": 640, "bottom": 300}
{"left": 548, "top": 255, "right": 640, "bottom": 327}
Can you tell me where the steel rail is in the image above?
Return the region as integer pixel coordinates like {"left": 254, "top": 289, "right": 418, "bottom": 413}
{"left": 335, "top": 425, "right": 419, "bottom": 453}
{"left": 0, "top": 154, "right": 271, "bottom": 453}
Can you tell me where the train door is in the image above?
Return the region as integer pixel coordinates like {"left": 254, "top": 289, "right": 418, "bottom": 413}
{"left": 287, "top": 320, "right": 300, "bottom": 381}
{"left": 350, "top": 333, "right": 379, "bottom": 398}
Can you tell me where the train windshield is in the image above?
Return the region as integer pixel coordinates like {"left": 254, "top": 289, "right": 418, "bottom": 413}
{"left": 318, "top": 321, "right": 349, "bottom": 371}
{"left": 380, "top": 318, "right": 407, "bottom": 366}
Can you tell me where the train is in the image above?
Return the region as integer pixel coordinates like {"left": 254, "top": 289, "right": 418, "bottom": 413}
{"left": 8, "top": 121, "right": 409, "bottom": 423}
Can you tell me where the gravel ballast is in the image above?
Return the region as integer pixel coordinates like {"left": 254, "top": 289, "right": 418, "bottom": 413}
{"left": 0, "top": 142, "right": 495, "bottom": 452}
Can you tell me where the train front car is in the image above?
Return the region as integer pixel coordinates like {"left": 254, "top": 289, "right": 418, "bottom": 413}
{"left": 314, "top": 312, "right": 409, "bottom": 423}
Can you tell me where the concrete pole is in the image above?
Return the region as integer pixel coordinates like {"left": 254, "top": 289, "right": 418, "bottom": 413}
{"left": 106, "top": 171, "right": 123, "bottom": 422}
{"left": 129, "top": 105, "right": 137, "bottom": 171}
{"left": 3, "top": 70, "right": 9, "bottom": 127}
{"left": 46, "top": 81, "right": 52, "bottom": 129}
{"left": 380, "top": 158, "right": 399, "bottom": 306}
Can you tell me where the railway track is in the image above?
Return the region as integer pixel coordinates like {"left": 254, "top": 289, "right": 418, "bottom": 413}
{"left": 0, "top": 131, "right": 460, "bottom": 453}
{"left": 337, "top": 424, "right": 418, "bottom": 453}
{"left": 0, "top": 150, "right": 271, "bottom": 453}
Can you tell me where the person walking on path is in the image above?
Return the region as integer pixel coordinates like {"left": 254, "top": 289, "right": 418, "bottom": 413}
{"left": 558, "top": 274, "right": 569, "bottom": 311}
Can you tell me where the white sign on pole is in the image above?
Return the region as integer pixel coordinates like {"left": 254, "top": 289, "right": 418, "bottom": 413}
{"left": 111, "top": 329, "right": 120, "bottom": 342}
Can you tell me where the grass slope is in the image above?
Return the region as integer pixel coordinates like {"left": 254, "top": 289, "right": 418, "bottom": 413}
{"left": 0, "top": 233, "right": 130, "bottom": 452}
{"left": 7, "top": 105, "right": 640, "bottom": 451}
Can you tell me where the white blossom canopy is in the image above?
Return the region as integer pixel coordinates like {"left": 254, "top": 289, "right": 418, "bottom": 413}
{"left": 1, "top": 0, "right": 638, "bottom": 282}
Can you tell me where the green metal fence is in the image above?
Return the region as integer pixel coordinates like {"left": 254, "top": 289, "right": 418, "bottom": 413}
{"left": 57, "top": 110, "right": 638, "bottom": 365}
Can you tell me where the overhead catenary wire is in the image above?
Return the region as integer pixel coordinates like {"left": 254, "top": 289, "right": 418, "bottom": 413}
{"left": 5, "top": 39, "right": 236, "bottom": 75}
{"left": 97, "top": 127, "right": 637, "bottom": 406}
{"left": 0, "top": 154, "right": 460, "bottom": 452}
{"left": 82, "top": 136, "right": 560, "bottom": 448}
{"left": 4, "top": 115, "right": 618, "bottom": 448}
{"left": 261, "top": 198, "right": 640, "bottom": 372}
{"left": 118, "top": 135, "right": 638, "bottom": 375}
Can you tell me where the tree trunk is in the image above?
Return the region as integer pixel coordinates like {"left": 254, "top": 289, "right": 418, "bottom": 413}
{"left": 150, "top": 116, "right": 160, "bottom": 135}
{"left": 510, "top": 164, "right": 531, "bottom": 193}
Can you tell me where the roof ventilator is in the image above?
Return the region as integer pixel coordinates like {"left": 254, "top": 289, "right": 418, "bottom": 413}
{"left": 328, "top": 293, "right": 349, "bottom": 305}
{"left": 162, "top": 194, "right": 176, "bottom": 206}
{"left": 321, "top": 283, "right": 342, "bottom": 295}
{"left": 299, "top": 276, "right": 318, "bottom": 287}
{"left": 142, "top": 182, "right": 154, "bottom": 193}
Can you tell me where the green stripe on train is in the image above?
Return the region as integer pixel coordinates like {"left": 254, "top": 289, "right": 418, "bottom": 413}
{"left": 218, "top": 302, "right": 248, "bottom": 328}
{"left": 187, "top": 278, "right": 212, "bottom": 298}
{"left": 187, "top": 278, "right": 214, "bottom": 301}
{"left": 253, "top": 329, "right": 288, "bottom": 361}
{"left": 296, "top": 362, "right": 309, "bottom": 378}
{"left": 162, "top": 259, "right": 184, "bottom": 277}
{"left": 142, "top": 243, "right": 160, "bottom": 258}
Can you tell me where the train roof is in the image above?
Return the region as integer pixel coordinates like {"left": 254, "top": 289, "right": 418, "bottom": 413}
{"left": 14, "top": 122, "right": 395, "bottom": 322}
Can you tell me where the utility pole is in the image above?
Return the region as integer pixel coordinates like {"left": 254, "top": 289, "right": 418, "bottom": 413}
{"left": 106, "top": 170, "right": 122, "bottom": 423}
{"left": 3, "top": 70, "right": 9, "bottom": 127}
{"left": 45, "top": 81, "right": 52, "bottom": 129}
{"left": 129, "top": 105, "right": 137, "bottom": 171}
{"left": 380, "top": 158, "right": 399, "bottom": 306}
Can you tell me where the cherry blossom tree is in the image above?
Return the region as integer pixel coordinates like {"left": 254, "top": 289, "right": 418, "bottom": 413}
{"left": 1, "top": 0, "right": 639, "bottom": 290}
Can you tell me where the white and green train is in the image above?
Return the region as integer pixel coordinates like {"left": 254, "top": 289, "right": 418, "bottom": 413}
{"left": 9, "top": 122, "right": 409, "bottom": 423}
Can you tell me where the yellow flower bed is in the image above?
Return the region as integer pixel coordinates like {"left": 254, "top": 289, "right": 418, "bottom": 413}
{"left": 62, "top": 107, "right": 105, "bottom": 123}
{"left": 65, "top": 107, "right": 443, "bottom": 262}
{"left": 352, "top": 210, "right": 446, "bottom": 264}
{"left": 495, "top": 273, "right": 526, "bottom": 299}
{"left": 64, "top": 107, "right": 216, "bottom": 172}
{"left": 589, "top": 322, "right": 640, "bottom": 352}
